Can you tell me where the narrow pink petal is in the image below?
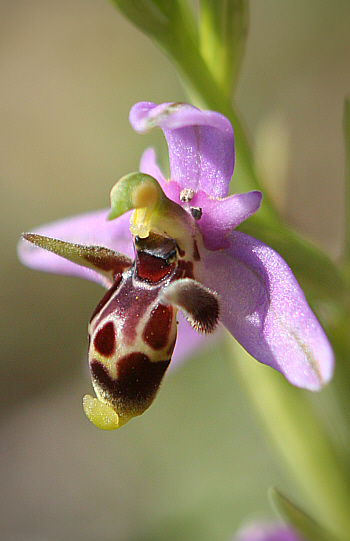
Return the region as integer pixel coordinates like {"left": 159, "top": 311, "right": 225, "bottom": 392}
{"left": 191, "top": 190, "right": 262, "bottom": 250}
{"left": 130, "top": 102, "right": 234, "bottom": 198}
{"left": 203, "top": 231, "right": 334, "bottom": 390}
{"left": 18, "top": 209, "right": 134, "bottom": 287}
{"left": 139, "top": 148, "right": 182, "bottom": 203}
{"left": 139, "top": 147, "right": 167, "bottom": 186}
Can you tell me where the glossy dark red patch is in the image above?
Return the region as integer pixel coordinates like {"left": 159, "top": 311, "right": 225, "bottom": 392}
{"left": 136, "top": 252, "right": 174, "bottom": 283}
{"left": 90, "top": 353, "right": 170, "bottom": 416}
{"left": 142, "top": 304, "right": 174, "bottom": 350}
{"left": 94, "top": 321, "right": 116, "bottom": 357}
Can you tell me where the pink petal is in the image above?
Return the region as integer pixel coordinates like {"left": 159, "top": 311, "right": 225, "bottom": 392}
{"left": 139, "top": 148, "right": 182, "bottom": 203}
{"left": 130, "top": 102, "right": 234, "bottom": 198}
{"left": 139, "top": 147, "right": 167, "bottom": 185}
{"left": 191, "top": 190, "right": 262, "bottom": 250}
{"left": 203, "top": 231, "right": 334, "bottom": 390}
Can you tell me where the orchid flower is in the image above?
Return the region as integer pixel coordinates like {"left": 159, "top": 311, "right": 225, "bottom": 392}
{"left": 18, "top": 102, "right": 334, "bottom": 430}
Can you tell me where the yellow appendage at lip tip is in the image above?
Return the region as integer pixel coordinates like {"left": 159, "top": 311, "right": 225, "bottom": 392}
{"left": 83, "top": 394, "right": 130, "bottom": 430}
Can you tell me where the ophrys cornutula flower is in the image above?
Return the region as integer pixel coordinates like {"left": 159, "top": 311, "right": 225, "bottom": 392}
{"left": 18, "top": 102, "right": 334, "bottom": 429}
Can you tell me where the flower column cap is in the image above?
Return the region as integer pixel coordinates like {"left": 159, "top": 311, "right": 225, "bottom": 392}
{"left": 129, "top": 101, "right": 235, "bottom": 198}
{"left": 108, "top": 171, "right": 203, "bottom": 273}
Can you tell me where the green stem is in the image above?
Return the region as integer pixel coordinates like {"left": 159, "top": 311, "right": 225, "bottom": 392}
{"left": 164, "top": 36, "right": 281, "bottom": 222}
{"left": 199, "top": 0, "right": 249, "bottom": 97}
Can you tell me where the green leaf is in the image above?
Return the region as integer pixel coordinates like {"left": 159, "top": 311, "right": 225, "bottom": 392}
{"left": 269, "top": 488, "right": 343, "bottom": 541}
{"left": 199, "top": 0, "right": 249, "bottom": 96}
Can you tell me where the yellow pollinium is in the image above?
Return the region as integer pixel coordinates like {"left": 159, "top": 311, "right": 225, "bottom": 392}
{"left": 83, "top": 394, "right": 130, "bottom": 430}
{"left": 130, "top": 180, "right": 159, "bottom": 238}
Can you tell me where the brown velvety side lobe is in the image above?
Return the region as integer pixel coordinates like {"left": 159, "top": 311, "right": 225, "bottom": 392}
{"left": 82, "top": 247, "right": 132, "bottom": 275}
{"left": 90, "top": 354, "right": 171, "bottom": 417}
{"left": 161, "top": 279, "right": 219, "bottom": 334}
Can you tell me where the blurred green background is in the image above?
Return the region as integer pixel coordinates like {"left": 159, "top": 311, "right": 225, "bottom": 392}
{"left": 1, "top": 1, "right": 350, "bottom": 539}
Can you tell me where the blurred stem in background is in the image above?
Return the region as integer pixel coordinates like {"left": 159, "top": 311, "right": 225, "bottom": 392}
{"left": 230, "top": 337, "right": 350, "bottom": 539}
{"left": 108, "top": 0, "right": 350, "bottom": 539}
